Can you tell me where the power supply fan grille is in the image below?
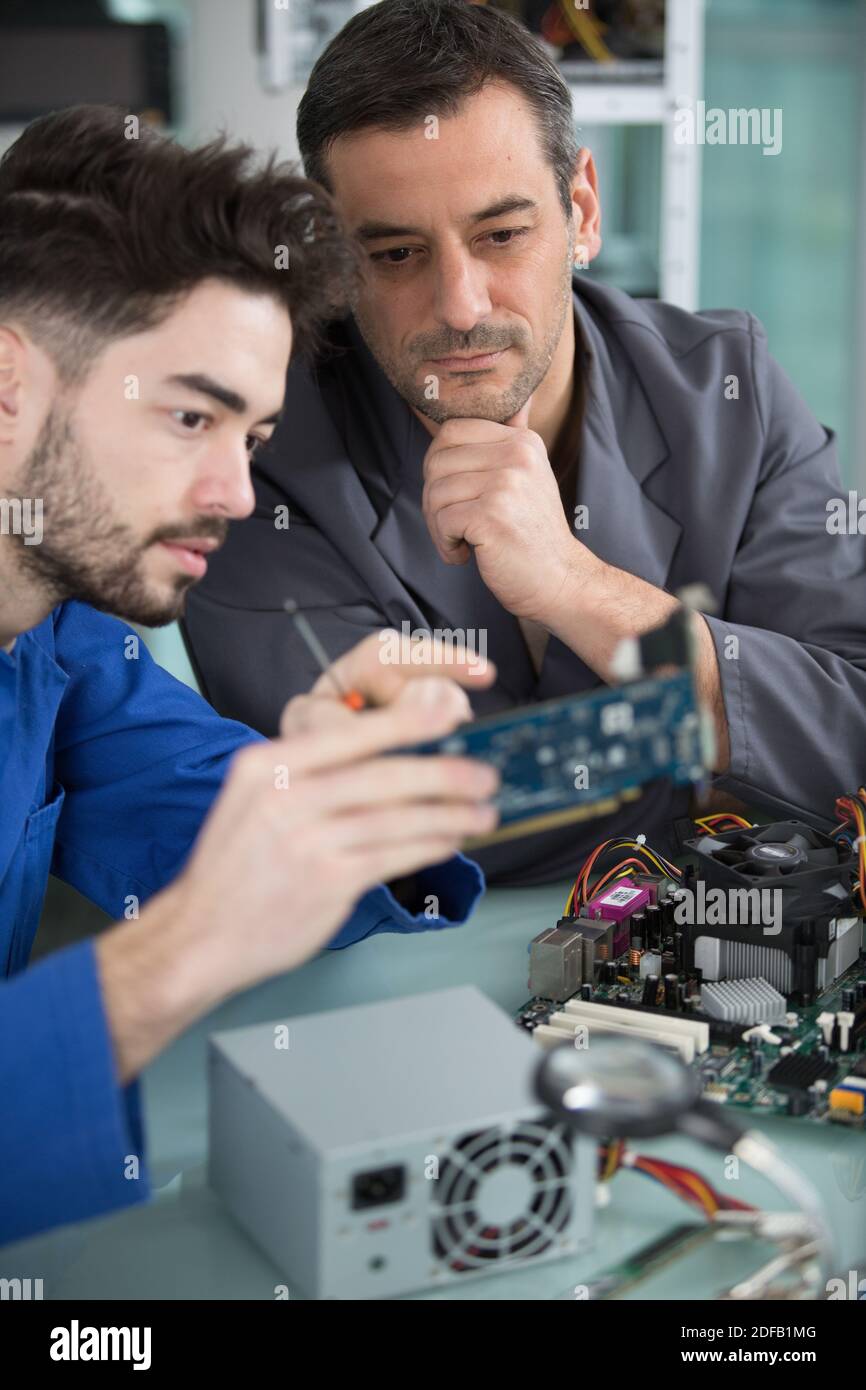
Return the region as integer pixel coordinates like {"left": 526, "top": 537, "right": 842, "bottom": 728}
{"left": 431, "top": 1120, "right": 573, "bottom": 1272}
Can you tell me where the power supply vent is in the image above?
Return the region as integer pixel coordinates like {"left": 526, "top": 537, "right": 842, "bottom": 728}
{"left": 431, "top": 1120, "right": 573, "bottom": 1272}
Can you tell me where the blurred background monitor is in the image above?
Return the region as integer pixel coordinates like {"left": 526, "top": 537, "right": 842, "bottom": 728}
{"left": 0, "top": 0, "right": 173, "bottom": 127}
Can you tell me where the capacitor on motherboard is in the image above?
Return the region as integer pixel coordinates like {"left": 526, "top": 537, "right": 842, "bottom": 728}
{"left": 672, "top": 931, "right": 683, "bottom": 972}
{"left": 658, "top": 895, "right": 676, "bottom": 932}
{"left": 629, "top": 911, "right": 647, "bottom": 948}
{"left": 602, "top": 961, "right": 618, "bottom": 986}
{"left": 580, "top": 983, "right": 593, "bottom": 1001}
{"left": 641, "top": 974, "right": 660, "bottom": 1007}
{"left": 645, "top": 903, "right": 662, "bottom": 949}
{"left": 841, "top": 988, "right": 855, "bottom": 1011}
{"left": 664, "top": 974, "right": 679, "bottom": 1010}
{"left": 676, "top": 981, "right": 688, "bottom": 1011}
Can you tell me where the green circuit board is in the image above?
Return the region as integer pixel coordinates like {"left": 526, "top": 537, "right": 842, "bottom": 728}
{"left": 517, "top": 957, "right": 866, "bottom": 1128}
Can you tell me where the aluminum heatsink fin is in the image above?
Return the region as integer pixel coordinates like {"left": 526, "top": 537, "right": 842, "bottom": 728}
{"left": 700, "top": 977, "right": 786, "bottom": 1025}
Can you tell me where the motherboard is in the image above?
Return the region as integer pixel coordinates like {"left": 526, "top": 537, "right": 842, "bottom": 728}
{"left": 518, "top": 958, "right": 866, "bottom": 1130}
{"left": 517, "top": 817, "right": 866, "bottom": 1129}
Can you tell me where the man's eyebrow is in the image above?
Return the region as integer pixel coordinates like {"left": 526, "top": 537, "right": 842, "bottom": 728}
{"left": 469, "top": 195, "right": 538, "bottom": 224}
{"left": 356, "top": 220, "right": 421, "bottom": 242}
{"left": 356, "top": 196, "right": 539, "bottom": 242}
{"left": 164, "top": 373, "right": 281, "bottom": 426}
{"left": 165, "top": 373, "right": 247, "bottom": 414}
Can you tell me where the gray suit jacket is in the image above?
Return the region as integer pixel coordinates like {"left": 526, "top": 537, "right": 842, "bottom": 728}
{"left": 183, "top": 276, "right": 866, "bottom": 885}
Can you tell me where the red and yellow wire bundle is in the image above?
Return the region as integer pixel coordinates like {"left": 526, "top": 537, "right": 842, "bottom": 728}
{"left": 833, "top": 788, "right": 866, "bottom": 913}
{"left": 600, "top": 1141, "right": 753, "bottom": 1219}
{"left": 693, "top": 813, "right": 753, "bottom": 833}
{"left": 564, "top": 837, "right": 682, "bottom": 916}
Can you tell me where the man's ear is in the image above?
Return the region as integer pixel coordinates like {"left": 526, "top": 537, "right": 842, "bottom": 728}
{"left": 570, "top": 147, "right": 602, "bottom": 268}
{"left": 0, "top": 326, "right": 26, "bottom": 445}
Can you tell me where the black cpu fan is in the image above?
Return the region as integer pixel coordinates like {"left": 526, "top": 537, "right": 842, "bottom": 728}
{"left": 689, "top": 820, "right": 853, "bottom": 891}
{"left": 681, "top": 821, "right": 860, "bottom": 1003}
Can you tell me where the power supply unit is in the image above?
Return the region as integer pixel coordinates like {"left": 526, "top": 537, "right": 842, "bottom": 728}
{"left": 209, "top": 986, "right": 594, "bottom": 1300}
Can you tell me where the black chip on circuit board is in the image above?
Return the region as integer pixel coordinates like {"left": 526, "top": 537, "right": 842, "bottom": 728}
{"left": 767, "top": 1054, "right": 837, "bottom": 1093}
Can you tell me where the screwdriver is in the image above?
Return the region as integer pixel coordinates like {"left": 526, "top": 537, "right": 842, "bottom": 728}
{"left": 283, "top": 598, "right": 366, "bottom": 710}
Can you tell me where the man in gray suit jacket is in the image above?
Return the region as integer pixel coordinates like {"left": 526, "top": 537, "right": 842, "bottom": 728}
{"left": 183, "top": 0, "right": 866, "bottom": 886}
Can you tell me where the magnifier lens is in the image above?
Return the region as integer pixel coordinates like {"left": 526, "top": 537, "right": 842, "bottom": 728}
{"left": 535, "top": 1037, "right": 702, "bottom": 1139}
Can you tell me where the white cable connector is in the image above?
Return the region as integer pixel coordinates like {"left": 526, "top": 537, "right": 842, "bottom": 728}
{"left": 742, "top": 1024, "right": 782, "bottom": 1046}
{"left": 837, "top": 1011, "right": 855, "bottom": 1052}
{"left": 817, "top": 1011, "right": 835, "bottom": 1046}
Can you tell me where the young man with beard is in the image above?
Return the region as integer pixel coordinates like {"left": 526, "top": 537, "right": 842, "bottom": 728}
{"left": 0, "top": 105, "right": 500, "bottom": 1244}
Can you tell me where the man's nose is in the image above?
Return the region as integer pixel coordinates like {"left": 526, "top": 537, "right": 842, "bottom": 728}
{"left": 431, "top": 245, "right": 492, "bottom": 333}
{"left": 189, "top": 442, "right": 256, "bottom": 522}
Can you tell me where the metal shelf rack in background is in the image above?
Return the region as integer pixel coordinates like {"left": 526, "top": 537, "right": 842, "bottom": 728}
{"left": 561, "top": 0, "right": 705, "bottom": 310}
{"left": 271, "top": 0, "right": 705, "bottom": 310}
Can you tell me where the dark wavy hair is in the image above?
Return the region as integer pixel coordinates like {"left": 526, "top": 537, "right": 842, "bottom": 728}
{"left": 0, "top": 104, "right": 360, "bottom": 378}
{"left": 297, "top": 0, "right": 578, "bottom": 219}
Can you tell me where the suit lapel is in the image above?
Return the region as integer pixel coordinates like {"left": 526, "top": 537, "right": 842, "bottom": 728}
{"left": 535, "top": 284, "right": 682, "bottom": 695}
{"left": 259, "top": 353, "right": 431, "bottom": 631}
{"left": 571, "top": 283, "right": 682, "bottom": 588}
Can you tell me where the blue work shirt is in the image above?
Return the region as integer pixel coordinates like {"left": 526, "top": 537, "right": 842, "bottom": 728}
{"left": 0, "top": 601, "right": 483, "bottom": 1245}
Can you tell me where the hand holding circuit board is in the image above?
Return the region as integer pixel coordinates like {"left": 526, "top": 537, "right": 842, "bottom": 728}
{"left": 285, "top": 600, "right": 712, "bottom": 849}
{"left": 412, "top": 607, "right": 713, "bottom": 846}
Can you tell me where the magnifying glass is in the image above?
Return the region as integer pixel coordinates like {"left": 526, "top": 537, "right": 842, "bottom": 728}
{"left": 535, "top": 1036, "right": 834, "bottom": 1285}
{"left": 536, "top": 1035, "right": 744, "bottom": 1147}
